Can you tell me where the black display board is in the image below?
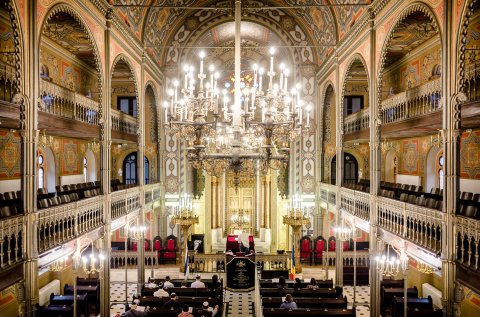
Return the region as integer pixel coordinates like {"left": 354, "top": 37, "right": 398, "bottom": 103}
{"left": 226, "top": 256, "right": 256, "bottom": 291}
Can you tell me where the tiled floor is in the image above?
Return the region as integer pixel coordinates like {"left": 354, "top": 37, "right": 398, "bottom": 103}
{"left": 107, "top": 268, "right": 372, "bottom": 317}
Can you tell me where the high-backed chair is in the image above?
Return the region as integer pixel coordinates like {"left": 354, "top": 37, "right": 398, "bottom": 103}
{"left": 299, "top": 235, "right": 312, "bottom": 264}
{"left": 313, "top": 236, "right": 326, "bottom": 264}
{"left": 328, "top": 236, "right": 336, "bottom": 251}
{"left": 163, "top": 235, "right": 177, "bottom": 264}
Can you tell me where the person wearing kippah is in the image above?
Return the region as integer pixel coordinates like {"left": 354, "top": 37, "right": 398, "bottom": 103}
{"left": 190, "top": 274, "right": 206, "bottom": 288}
{"left": 196, "top": 301, "right": 219, "bottom": 317}
{"left": 164, "top": 293, "right": 182, "bottom": 311}
{"left": 177, "top": 304, "right": 193, "bottom": 317}
{"left": 164, "top": 276, "right": 174, "bottom": 289}
{"left": 153, "top": 282, "right": 169, "bottom": 298}
{"left": 125, "top": 299, "right": 150, "bottom": 316}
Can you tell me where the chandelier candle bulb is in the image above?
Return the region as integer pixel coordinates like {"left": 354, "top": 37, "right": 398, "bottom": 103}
{"left": 259, "top": 68, "right": 264, "bottom": 92}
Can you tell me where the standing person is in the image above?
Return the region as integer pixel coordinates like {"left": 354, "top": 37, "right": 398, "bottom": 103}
{"left": 178, "top": 305, "right": 193, "bottom": 317}
{"left": 280, "top": 294, "right": 298, "bottom": 309}
{"left": 164, "top": 276, "right": 174, "bottom": 289}
{"left": 191, "top": 274, "right": 206, "bottom": 288}
{"left": 196, "top": 301, "right": 219, "bottom": 317}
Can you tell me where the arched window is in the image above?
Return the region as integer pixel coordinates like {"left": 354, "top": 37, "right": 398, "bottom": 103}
{"left": 144, "top": 157, "right": 150, "bottom": 185}
{"left": 331, "top": 153, "right": 358, "bottom": 186}
{"left": 437, "top": 152, "right": 444, "bottom": 190}
{"left": 38, "top": 155, "right": 45, "bottom": 189}
{"left": 83, "top": 157, "right": 88, "bottom": 182}
{"left": 124, "top": 154, "right": 137, "bottom": 185}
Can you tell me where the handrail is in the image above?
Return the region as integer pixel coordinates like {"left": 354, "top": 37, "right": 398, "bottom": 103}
{"left": 111, "top": 187, "right": 141, "bottom": 220}
{"left": 381, "top": 78, "right": 442, "bottom": 124}
{"left": 39, "top": 79, "right": 100, "bottom": 124}
{"left": 343, "top": 108, "right": 370, "bottom": 134}
{"left": 0, "top": 215, "right": 24, "bottom": 268}
{"left": 111, "top": 108, "right": 138, "bottom": 135}
{"left": 456, "top": 216, "right": 480, "bottom": 271}
{"left": 37, "top": 196, "right": 104, "bottom": 254}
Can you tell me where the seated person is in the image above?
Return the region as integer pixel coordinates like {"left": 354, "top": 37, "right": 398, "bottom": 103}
{"left": 210, "top": 274, "right": 221, "bottom": 292}
{"left": 191, "top": 274, "right": 206, "bottom": 288}
{"left": 164, "top": 293, "right": 182, "bottom": 311}
{"left": 307, "top": 277, "right": 318, "bottom": 290}
{"left": 196, "top": 301, "right": 219, "bottom": 317}
{"left": 280, "top": 294, "right": 297, "bottom": 309}
{"left": 164, "top": 276, "right": 175, "bottom": 289}
{"left": 292, "top": 277, "right": 302, "bottom": 291}
{"left": 180, "top": 281, "right": 188, "bottom": 288}
{"left": 153, "top": 283, "right": 169, "bottom": 298}
{"left": 126, "top": 299, "right": 150, "bottom": 316}
{"left": 276, "top": 276, "right": 287, "bottom": 289}
{"left": 178, "top": 304, "right": 193, "bottom": 317}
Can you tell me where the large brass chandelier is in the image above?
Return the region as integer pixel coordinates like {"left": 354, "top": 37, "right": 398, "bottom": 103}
{"left": 163, "top": 0, "right": 310, "bottom": 187}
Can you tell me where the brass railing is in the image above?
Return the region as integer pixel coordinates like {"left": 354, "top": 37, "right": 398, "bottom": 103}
{"left": 111, "top": 187, "right": 140, "bottom": 220}
{"left": 456, "top": 216, "right": 480, "bottom": 271}
{"left": 340, "top": 188, "right": 370, "bottom": 222}
{"left": 381, "top": 78, "right": 442, "bottom": 124}
{"left": 39, "top": 79, "right": 100, "bottom": 124}
{"left": 0, "top": 61, "right": 16, "bottom": 102}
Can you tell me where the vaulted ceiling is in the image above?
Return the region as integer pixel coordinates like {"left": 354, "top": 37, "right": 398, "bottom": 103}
{"left": 110, "top": 0, "right": 369, "bottom": 68}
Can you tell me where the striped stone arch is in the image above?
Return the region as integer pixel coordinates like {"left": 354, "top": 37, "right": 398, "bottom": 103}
{"left": 41, "top": 3, "right": 104, "bottom": 118}
{"left": 376, "top": 2, "right": 441, "bottom": 118}
{"left": 340, "top": 54, "right": 370, "bottom": 133}
{"left": 4, "top": 0, "right": 23, "bottom": 95}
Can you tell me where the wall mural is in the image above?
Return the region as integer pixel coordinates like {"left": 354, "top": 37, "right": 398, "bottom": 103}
{"left": 0, "top": 130, "right": 20, "bottom": 179}
{"left": 62, "top": 140, "right": 79, "bottom": 175}
{"left": 401, "top": 139, "right": 419, "bottom": 175}
{"left": 460, "top": 130, "right": 480, "bottom": 179}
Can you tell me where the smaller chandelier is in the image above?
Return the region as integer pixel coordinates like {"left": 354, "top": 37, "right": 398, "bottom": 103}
{"left": 417, "top": 260, "right": 434, "bottom": 274}
{"left": 87, "top": 138, "right": 100, "bottom": 154}
{"left": 128, "top": 224, "right": 147, "bottom": 241}
{"left": 38, "top": 130, "right": 54, "bottom": 148}
{"left": 49, "top": 256, "right": 67, "bottom": 272}
{"left": 230, "top": 209, "right": 250, "bottom": 228}
{"left": 81, "top": 252, "right": 105, "bottom": 275}
{"left": 171, "top": 193, "right": 199, "bottom": 226}
{"left": 375, "top": 254, "right": 401, "bottom": 278}
{"left": 334, "top": 226, "right": 352, "bottom": 241}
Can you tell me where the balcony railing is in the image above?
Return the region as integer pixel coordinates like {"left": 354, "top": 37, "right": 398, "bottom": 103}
{"left": 343, "top": 109, "right": 370, "bottom": 134}
{"left": 111, "top": 187, "right": 140, "bottom": 220}
{"left": 37, "top": 196, "right": 104, "bottom": 254}
{"left": 110, "top": 250, "right": 159, "bottom": 268}
{"left": 39, "top": 79, "right": 100, "bottom": 125}
{"left": 144, "top": 183, "right": 161, "bottom": 207}
{"left": 192, "top": 253, "right": 291, "bottom": 272}
{"left": 111, "top": 109, "right": 138, "bottom": 135}
{"left": 377, "top": 196, "right": 444, "bottom": 253}
{"left": 380, "top": 78, "right": 442, "bottom": 124}
{"left": 319, "top": 182, "right": 336, "bottom": 206}
{"left": 456, "top": 216, "right": 480, "bottom": 271}
{"left": 0, "top": 215, "right": 24, "bottom": 269}
{"left": 465, "top": 61, "right": 480, "bottom": 102}
{"left": 340, "top": 188, "right": 370, "bottom": 221}
{"left": 323, "top": 250, "right": 370, "bottom": 267}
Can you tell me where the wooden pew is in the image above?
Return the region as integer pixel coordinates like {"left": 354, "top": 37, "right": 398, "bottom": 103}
{"left": 260, "top": 288, "right": 339, "bottom": 298}
{"left": 141, "top": 286, "right": 216, "bottom": 297}
{"left": 261, "top": 297, "right": 347, "bottom": 309}
{"left": 392, "top": 297, "right": 433, "bottom": 317}
{"left": 146, "top": 307, "right": 188, "bottom": 317}
{"left": 381, "top": 287, "right": 418, "bottom": 315}
{"left": 64, "top": 283, "right": 100, "bottom": 314}
{"left": 137, "top": 295, "right": 221, "bottom": 308}
{"left": 259, "top": 279, "right": 333, "bottom": 289}
{"left": 263, "top": 308, "right": 356, "bottom": 317}
{"left": 50, "top": 294, "right": 88, "bottom": 317}
{"left": 36, "top": 305, "right": 73, "bottom": 317}
{"left": 148, "top": 278, "right": 222, "bottom": 289}
{"left": 261, "top": 270, "right": 289, "bottom": 279}
{"left": 407, "top": 307, "right": 443, "bottom": 317}
{"left": 343, "top": 266, "right": 369, "bottom": 286}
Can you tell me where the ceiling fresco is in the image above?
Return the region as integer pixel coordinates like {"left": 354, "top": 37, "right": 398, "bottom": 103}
{"left": 110, "top": 0, "right": 370, "bottom": 68}
{"left": 384, "top": 11, "right": 438, "bottom": 68}
{"left": 42, "top": 12, "right": 96, "bottom": 67}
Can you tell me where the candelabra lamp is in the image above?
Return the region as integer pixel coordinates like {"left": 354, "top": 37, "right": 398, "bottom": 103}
{"left": 283, "top": 209, "right": 310, "bottom": 273}
{"left": 171, "top": 195, "right": 199, "bottom": 272}
{"left": 230, "top": 209, "right": 250, "bottom": 231}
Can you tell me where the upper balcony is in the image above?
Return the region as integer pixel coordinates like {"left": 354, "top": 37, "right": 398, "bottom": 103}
{"left": 456, "top": 215, "right": 480, "bottom": 294}
{"left": 343, "top": 109, "right": 370, "bottom": 142}
{"left": 380, "top": 78, "right": 442, "bottom": 139}
{"left": 111, "top": 108, "right": 138, "bottom": 142}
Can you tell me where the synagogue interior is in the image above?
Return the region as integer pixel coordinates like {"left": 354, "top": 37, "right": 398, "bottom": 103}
{"left": 1, "top": 0, "right": 480, "bottom": 316}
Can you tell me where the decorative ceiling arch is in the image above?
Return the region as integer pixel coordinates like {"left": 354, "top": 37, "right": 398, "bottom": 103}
{"left": 376, "top": 3, "right": 441, "bottom": 113}
{"left": 41, "top": 3, "right": 104, "bottom": 115}
{"left": 111, "top": 54, "right": 140, "bottom": 116}
{"left": 2, "top": 0, "right": 23, "bottom": 95}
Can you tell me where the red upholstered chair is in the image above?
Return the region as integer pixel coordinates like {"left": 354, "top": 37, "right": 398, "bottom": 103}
{"left": 299, "top": 236, "right": 312, "bottom": 264}
{"left": 328, "top": 237, "right": 336, "bottom": 251}
{"left": 132, "top": 242, "right": 137, "bottom": 251}
{"left": 313, "top": 236, "right": 326, "bottom": 264}
{"left": 163, "top": 235, "right": 177, "bottom": 264}
{"left": 343, "top": 240, "right": 349, "bottom": 251}
{"left": 144, "top": 239, "right": 150, "bottom": 251}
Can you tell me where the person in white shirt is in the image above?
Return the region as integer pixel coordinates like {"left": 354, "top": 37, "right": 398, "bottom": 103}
{"left": 163, "top": 276, "right": 174, "bottom": 289}
{"left": 196, "top": 301, "right": 219, "bottom": 317}
{"left": 190, "top": 274, "right": 206, "bottom": 288}
{"left": 153, "top": 283, "right": 169, "bottom": 298}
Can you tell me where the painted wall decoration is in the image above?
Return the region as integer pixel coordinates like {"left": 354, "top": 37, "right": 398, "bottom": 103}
{"left": 460, "top": 130, "right": 480, "bottom": 179}
{"left": 0, "top": 130, "right": 21, "bottom": 179}
{"left": 401, "top": 139, "right": 419, "bottom": 175}
{"left": 61, "top": 140, "right": 79, "bottom": 174}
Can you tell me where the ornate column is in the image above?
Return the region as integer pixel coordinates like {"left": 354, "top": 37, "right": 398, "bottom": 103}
{"left": 22, "top": 1, "right": 39, "bottom": 315}
{"left": 442, "top": 2, "right": 458, "bottom": 315}
{"left": 211, "top": 176, "right": 218, "bottom": 228}
{"left": 368, "top": 8, "right": 381, "bottom": 317}
{"left": 100, "top": 9, "right": 114, "bottom": 317}
{"left": 334, "top": 53, "right": 344, "bottom": 286}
